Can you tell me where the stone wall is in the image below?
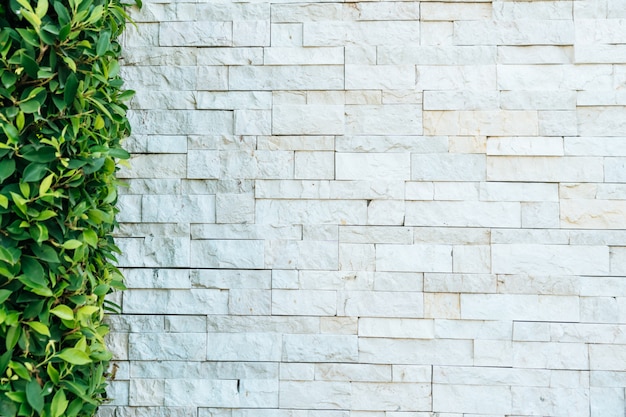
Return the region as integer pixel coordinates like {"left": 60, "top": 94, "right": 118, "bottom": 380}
{"left": 100, "top": 1, "right": 626, "bottom": 416}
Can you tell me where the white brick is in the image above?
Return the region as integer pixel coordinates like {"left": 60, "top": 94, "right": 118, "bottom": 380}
{"left": 264, "top": 47, "right": 343, "bottom": 65}
{"left": 417, "top": 65, "right": 496, "bottom": 91}
{"left": 421, "top": 2, "right": 491, "bottom": 21}
{"left": 453, "top": 245, "right": 490, "bottom": 273}
{"left": 376, "top": 244, "right": 452, "bottom": 273}
{"left": 160, "top": 22, "right": 232, "bottom": 47}
{"left": 358, "top": 318, "right": 434, "bottom": 339}
{"left": 411, "top": 154, "right": 485, "bottom": 181}
{"left": 423, "top": 110, "right": 538, "bottom": 136}
{"left": 229, "top": 66, "right": 343, "bottom": 90}
{"left": 487, "top": 156, "right": 604, "bottom": 182}
{"left": 562, "top": 200, "right": 626, "bottom": 229}
{"left": 378, "top": 45, "right": 496, "bottom": 65}
{"left": 480, "top": 182, "right": 558, "bottom": 201}
{"left": 454, "top": 20, "right": 574, "bottom": 45}
{"left": 273, "top": 105, "right": 344, "bottom": 135}
{"left": 461, "top": 294, "right": 580, "bottom": 322}
{"left": 511, "top": 387, "right": 590, "bottom": 417}
{"left": 346, "top": 105, "right": 422, "bottom": 135}
{"left": 352, "top": 383, "right": 431, "bottom": 411}
{"left": 514, "top": 342, "right": 589, "bottom": 370}
{"left": 283, "top": 334, "right": 358, "bottom": 362}
{"left": 405, "top": 201, "right": 521, "bottom": 228}
{"left": 338, "top": 291, "right": 424, "bottom": 318}
{"left": 279, "top": 381, "right": 351, "bottom": 409}
{"left": 346, "top": 65, "right": 415, "bottom": 90}
{"left": 207, "top": 333, "right": 282, "bottom": 362}
{"left": 315, "top": 364, "right": 391, "bottom": 382}
{"left": 359, "top": 338, "right": 473, "bottom": 365}
{"left": 433, "top": 384, "right": 511, "bottom": 414}
{"left": 271, "top": 290, "right": 336, "bottom": 316}
{"left": 190, "top": 240, "right": 264, "bottom": 269}
{"left": 492, "top": 244, "right": 609, "bottom": 276}
{"left": 336, "top": 153, "right": 410, "bottom": 181}
{"left": 265, "top": 240, "right": 338, "bottom": 270}
{"left": 303, "top": 21, "right": 420, "bottom": 46}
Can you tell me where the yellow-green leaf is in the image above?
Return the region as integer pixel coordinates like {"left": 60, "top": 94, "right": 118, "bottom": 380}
{"left": 82, "top": 229, "right": 98, "bottom": 248}
{"left": 39, "top": 173, "right": 54, "bottom": 195}
{"left": 61, "top": 240, "right": 82, "bottom": 250}
{"left": 51, "top": 389, "right": 68, "bottom": 417}
{"left": 0, "top": 195, "right": 8, "bottom": 209}
{"left": 27, "top": 321, "right": 50, "bottom": 337}
{"left": 57, "top": 348, "right": 91, "bottom": 365}
{"left": 50, "top": 305, "right": 74, "bottom": 321}
{"left": 35, "top": 0, "right": 49, "bottom": 18}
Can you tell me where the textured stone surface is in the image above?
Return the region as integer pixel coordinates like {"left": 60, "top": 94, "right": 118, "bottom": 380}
{"left": 110, "top": 3, "right": 626, "bottom": 417}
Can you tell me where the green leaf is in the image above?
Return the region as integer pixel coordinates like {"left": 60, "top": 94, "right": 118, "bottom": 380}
{"left": 20, "top": 53, "right": 39, "bottom": 79}
{"left": 0, "top": 159, "right": 16, "bottom": 183}
{"left": 0, "top": 396, "right": 18, "bottom": 417}
{"left": 25, "top": 379, "right": 44, "bottom": 414}
{"left": 51, "top": 389, "right": 68, "bottom": 417}
{"left": 10, "top": 192, "right": 27, "bottom": 215}
{"left": 47, "top": 363, "right": 59, "bottom": 384}
{"left": 39, "top": 173, "right": 54, "bottom": 195}
{"left": 82, "top": 229, "right": 98, "bottom": 248}
{"left": 64, "top": 72, "right": 78, "bottom": 104}
{"left": 31, "top": 244, "right": 59, "bottom": 263}
{"left": 0, "top": 247, "right": 19, "bottom": 265}
{"left": 22, "top": 162, "right": 48, "bottom": 182}
{"left": 108, "top": 148, "right": 130, "bottom": 159}
{"left": 27, "top": 321, "right": 50, "bottom": 336}
{"left": 22, "top": 147, "right": 56, "bottom": 163}
{"left": 18, "top": 99, "right": 40, "bottom": 114}
{"left": 35, "top": 0, "right": 48, "bottom": 18}
{"left": 0, "top": 290, "right": 11, "bottom": 304}
{"left": 96, "top": 31, "right": 111, "bottom": 56}
{"left": 62, "top": 240, "right": 82, "bottom": 250}
{"left": 5, "top": 326, "right": 20, "bottom": 351}
{"left": 0, "top": 123, "right": 19, "bottom": 141}
{"left": 21, "top": 257, "right": 46, "bottom": 287}
{"left": 34, "top": 210, "right": 56, "bottom": 221}
{"left": 15, "top": 28, "right": 39, "bottom": 48}
{"left": 15, "top": 111, "right": 25, "bottom": 131}
{"left": 50, "top": 305, "right": 73, "bottom": 321}
{"left": 1, "top": 71, "right": 16, "bottom": 88}
{"left": 0, "top": 194, "right": 8, "bottom": 209}
{"left": 57, "top": 348, "right": 91, "bottom": 365}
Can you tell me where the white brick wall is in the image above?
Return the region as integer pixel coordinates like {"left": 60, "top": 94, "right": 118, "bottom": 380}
{"left": 100, "top": 1, "right": 626, "bottom": 416}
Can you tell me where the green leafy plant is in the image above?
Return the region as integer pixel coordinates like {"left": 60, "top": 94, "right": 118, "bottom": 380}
{"left": 0, "top": 0, "right": 139, "bottom": 415}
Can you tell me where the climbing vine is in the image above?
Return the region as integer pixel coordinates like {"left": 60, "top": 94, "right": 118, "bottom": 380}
{"left": 0, "top": 0, "right": 138, "bottom": 415}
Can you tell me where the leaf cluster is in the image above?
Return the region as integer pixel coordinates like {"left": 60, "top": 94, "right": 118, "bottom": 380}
{"left": 0, "top": 0, "right": 139, "bottom": 415}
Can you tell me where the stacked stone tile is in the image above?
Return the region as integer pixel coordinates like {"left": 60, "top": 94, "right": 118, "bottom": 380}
{"left": 99, "top": 1, "right": 626, "bottom": 416}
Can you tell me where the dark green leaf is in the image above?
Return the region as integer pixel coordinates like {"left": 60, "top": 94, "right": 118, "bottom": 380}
{"left": 0, "top": 396, "right": 18, "bottom": 417}
{"left": 0, "top": 159, "right": 16, "bottom": 183}
{"left": 25, "top": 379, "right": 44, "bottom": 414}
{"left": 20, "top": 53, "right": 39, "bottom": 79}
{"left": 1, "top": 71, "right": 16, "bottom": 88}
{"left": 21, "top": 257, "right": 46, "bottom": 287}
{"left": 22, "top": 162, "right": 47, "bottom": 182}
{"left": 15, "top": 29, "right": 39, "bottom": 48}
{"left": 21, "top": 147, "right": 56, "bottom": 163}
{"left": 64, "top": 72, "right": 78, "bottom": 105}
{"left": 31, "top": 244, "right": 59, "bottom": 263}
{"left": 0, "top": 289, "right": 11, "bottom": 303}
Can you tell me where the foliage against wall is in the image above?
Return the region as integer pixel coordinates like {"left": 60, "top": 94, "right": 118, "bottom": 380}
{"left": 0, "top": 0, "right": 138, "bottom": 415}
